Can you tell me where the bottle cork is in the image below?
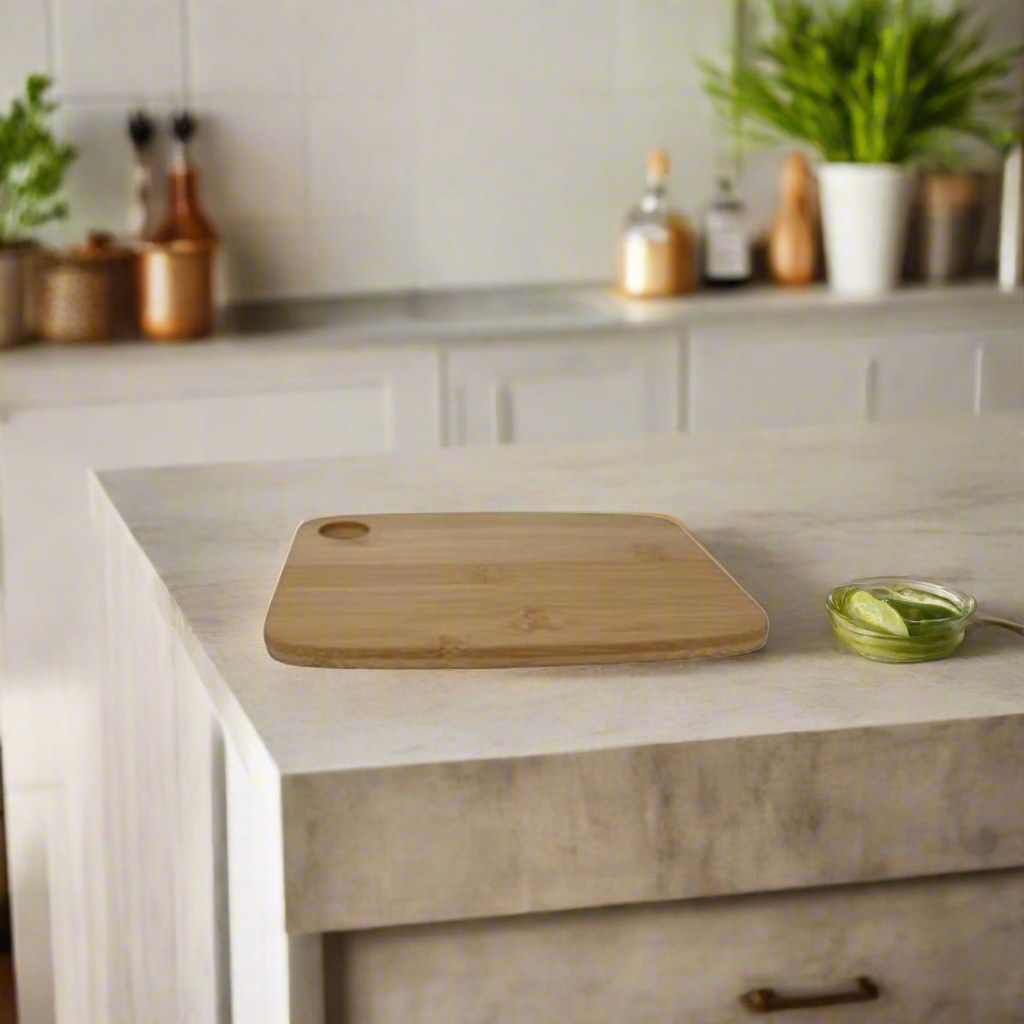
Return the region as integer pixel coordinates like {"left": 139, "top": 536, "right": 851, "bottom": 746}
{"left": 646, "top": 147, "right": 670, "bottom": 184}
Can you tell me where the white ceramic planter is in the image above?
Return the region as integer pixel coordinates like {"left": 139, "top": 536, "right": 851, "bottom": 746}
{"left": 998, "top": 144, "right": 1022, "bottom": 291}
{"left": 818, "top": 163, "right": 911, "bottom": 296}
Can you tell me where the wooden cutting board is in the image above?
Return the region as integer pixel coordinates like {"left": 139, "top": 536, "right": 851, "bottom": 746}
{"left": 264, "top": 513, "right": 768, "bottom": 669}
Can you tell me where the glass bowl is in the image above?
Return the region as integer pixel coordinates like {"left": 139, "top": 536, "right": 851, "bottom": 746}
{"left": 826, "top": 576, "right": 977, "bottom": 663}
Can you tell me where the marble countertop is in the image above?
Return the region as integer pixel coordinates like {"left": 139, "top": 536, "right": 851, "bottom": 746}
{"left": 93, "top": 413, "right": 1024, "bottom": 931}
{"left": 94, "top": 412, "right": 1024, "bottom": 776}
{"left": 4, "top": 280, "right": 1021, "bottom": 412}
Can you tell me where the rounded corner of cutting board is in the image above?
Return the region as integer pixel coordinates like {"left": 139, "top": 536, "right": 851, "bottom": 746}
{"left": 292, "top": 515, "right": 331, "bottom": 538}
{"left": 264, "top": 617, "right": 297, "bottom": 667}
{"left": 742, "top": 605, "right": 771, "bottom": 655}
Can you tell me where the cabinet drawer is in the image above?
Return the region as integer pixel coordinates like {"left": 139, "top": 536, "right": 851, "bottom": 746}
{"left": 327, "top": 869, "right": 1024, "bottom": 1024}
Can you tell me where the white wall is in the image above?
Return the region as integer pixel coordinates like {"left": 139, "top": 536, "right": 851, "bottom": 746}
{"left": 1, "top": 0, "right": 1020, "bottom": 301}
{"left": 0, "top": 0, "right": 731, "bottom": 299}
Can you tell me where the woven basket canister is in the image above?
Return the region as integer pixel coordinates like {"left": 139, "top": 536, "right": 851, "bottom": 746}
{"left": 38, "top": 233, "right": 134, "bottom": 343}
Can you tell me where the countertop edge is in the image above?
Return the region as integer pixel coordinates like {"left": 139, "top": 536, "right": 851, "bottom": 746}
{"left": 4, "top": 281, "right": 1022, "bottom": 414}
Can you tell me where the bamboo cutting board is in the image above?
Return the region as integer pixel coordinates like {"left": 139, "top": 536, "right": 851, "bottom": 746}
{"left": 264, "top": 513, "right": 768, "bottom": 669}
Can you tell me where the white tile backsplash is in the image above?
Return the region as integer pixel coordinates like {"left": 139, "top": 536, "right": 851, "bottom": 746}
{"left": 416, "top": 0, "right": 617, "bottom": 98}
{"left": 417, "top": 196, "right": 616, "bottom": 288}
{"left": 220, "top": 218, "right": 312, "bottom": 299}
{"left": 306, "top": 101, "right": 414, "bottom": 218}
{"left": 302, "top": 1, "right": 415, "bottom": 99}
{"left": 198, "top": 102, "right": 307, "bottom": 221}
{"left": 308, "top": 217, "right": 416, "bottom": 294}
{"left": 188, "top": 0, "right": 302, "bottom": 98}
{"left": 618, "top": 0, "right": 732, "bottom": 94}
{"left": 9, "top": 0, "right": 1021, "bottom": 298}
{"left": 0, "top": 0, "right": 50, "bottom": 97}
{"left": 417, "top": 99, "right": 618, "bottom": 206}
{"left": 55, "top": 0, "right": 183, "bottom": 99}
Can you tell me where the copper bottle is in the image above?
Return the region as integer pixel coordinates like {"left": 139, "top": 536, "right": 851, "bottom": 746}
{"left": 618, "top": 148, "right": 695, "bottom": 298}
{"left": 140, "top": 111, "right": 218, "bottom": 340}
{"left": 151, "top": 165, "right": 216, "bottom": 244}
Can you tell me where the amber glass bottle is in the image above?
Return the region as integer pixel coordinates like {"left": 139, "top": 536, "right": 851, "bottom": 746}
{"left": 151, "top": 112, "right": 216, "bottom": 243}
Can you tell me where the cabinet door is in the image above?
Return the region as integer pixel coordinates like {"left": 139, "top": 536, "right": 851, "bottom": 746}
{"left": 445, "top": 334, "right": 680, "bottom": 446}
{"left": 334, "top": 869, "right": 1024, "bottom": 1024}
{"left": 687, "top": 332, "right": 869, "bottom": 431}
{"left": 0, "top": 346, "right": 440, "bottom": 1024}
{"left": 977, "top": 330, "right": 1024, "bottom": 412}
{"left": 866, "top": 333, "right": 979, "bottom": 421}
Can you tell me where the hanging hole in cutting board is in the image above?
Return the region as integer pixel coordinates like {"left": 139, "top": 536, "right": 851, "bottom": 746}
{"left": 319, "top": 520, "right": 370, "bottom": 540}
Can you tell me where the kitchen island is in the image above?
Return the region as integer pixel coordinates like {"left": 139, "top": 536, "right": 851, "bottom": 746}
{"left": 90, "top": 413, "right": 1024, "bottom": 1022}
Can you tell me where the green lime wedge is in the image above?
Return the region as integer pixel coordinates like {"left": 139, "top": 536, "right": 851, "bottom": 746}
{"left": 845, "top": 589, "right": 910, "bottom": 637}
{"left": 889, "top": 588, "right": 959, "bottom": 617}
{"left": 888, "top": 598, "right": 958, "bottom": 624}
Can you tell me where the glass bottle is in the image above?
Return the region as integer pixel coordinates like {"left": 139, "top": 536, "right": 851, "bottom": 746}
{"left": 152, "top": 112, "right": 216, "bottom": 244}
{"left": 617, "top": 148, "right": 695, "bottom": 298}
{"left": 702, "top": 176, "right": 752, "bottom": 288}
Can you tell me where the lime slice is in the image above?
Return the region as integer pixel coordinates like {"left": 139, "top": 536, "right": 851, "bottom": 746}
{"left": 888, "top": 598, "right": 958, "bottom": 624}
{"left": 889, "top": 587, "right": 959, "bottom": 618}
{"left": 845, "top": 589, "right": 910, "bottom": 637}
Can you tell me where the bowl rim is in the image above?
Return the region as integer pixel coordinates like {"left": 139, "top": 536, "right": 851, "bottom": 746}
{"left": 826, "top": 576, "right": 977, "bottom": 638}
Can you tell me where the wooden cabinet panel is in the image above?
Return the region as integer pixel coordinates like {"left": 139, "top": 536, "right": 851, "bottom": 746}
{"left": 330, "top": 870, "right": 1024, "bottom": 1024}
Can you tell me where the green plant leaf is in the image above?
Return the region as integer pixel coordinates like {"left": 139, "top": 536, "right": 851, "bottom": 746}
{"left": 697, "top": 0, "right": 1023, "bottom": 165}
{"left": 0, "top": 74, "right": 76, "bottom": 243}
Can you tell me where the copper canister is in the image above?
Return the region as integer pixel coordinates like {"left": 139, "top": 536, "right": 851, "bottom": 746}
{"left": 138, "top": 239, "right": 215, "bottom": 341}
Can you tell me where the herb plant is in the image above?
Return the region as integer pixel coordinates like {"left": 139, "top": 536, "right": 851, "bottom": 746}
{"left": 0, "top": 75, "right": 76, "bottom": 244}
{"left": 700, "top": 0, "right": 1023, "bottom": 164}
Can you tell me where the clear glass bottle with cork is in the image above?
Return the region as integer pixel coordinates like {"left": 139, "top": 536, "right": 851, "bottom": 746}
{"left": 617, "top": 148, "right": 695, "bottom": 298}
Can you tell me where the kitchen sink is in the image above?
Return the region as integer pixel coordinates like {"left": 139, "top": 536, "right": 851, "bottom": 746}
{"left": 225, "top": 287, "right": 616, "bottom": 337}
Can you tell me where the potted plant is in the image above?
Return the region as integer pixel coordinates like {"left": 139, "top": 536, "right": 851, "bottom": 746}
{"left": 700, "top": 0, "right": 1022, "bottom": 296}
{"left": 1, "top": 75, "right": 76, "bottom": 345}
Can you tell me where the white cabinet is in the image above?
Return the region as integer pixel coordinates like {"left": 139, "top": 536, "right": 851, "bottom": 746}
{"left": 688, "top": 333, "right": 869, "bottom": 431}
{"left": 867, "top": 333, "right": 978, "bottom": 421}
{"left": 867, "top": 329, "right": 1024, "bottom": 421}
{"left": 445, "top": 333, "right": 680, "bottom": 446}
{"left": 688, "top": 325, "right": 1024, "bottom": 432}
{"left": 0, "top": 346, "right": 440, "bottom": 1024}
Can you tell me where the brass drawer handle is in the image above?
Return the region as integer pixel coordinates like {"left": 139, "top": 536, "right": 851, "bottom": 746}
{"left": 740, "top": 976, "right": 880, "bottom": 1013}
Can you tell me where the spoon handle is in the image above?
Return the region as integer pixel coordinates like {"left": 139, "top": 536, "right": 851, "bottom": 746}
{"left": 974, "top": 614, "right": 1024, "bottom": 638}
